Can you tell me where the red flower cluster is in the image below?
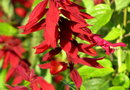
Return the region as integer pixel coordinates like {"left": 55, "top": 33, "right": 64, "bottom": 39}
{"left": 0, "top": 36, "right": 55, "bottom": 90}
{"left": 6, "top": 60, "right": 55, "bottom": 90}
{"left": 0, "top": 36, "right": 25, "bottom": 68}
{"left": 19, "top": 0, "right": 126, "bottom": 88}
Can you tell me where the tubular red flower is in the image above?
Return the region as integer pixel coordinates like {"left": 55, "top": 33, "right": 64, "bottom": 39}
{"left": 93, "top": 36, "right": 126, "bottom": 54}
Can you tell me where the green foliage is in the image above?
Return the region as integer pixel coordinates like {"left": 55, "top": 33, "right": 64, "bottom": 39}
{"left": 115, "top": 0, "right": 130, "bottom": 11}
{"left": 104, "top": 25, "right": 125, "bottom": 41}
{"left": 1, "top": 0, "right": 14, "bottom": 18}
{"left": 125, "top": 50, "right": 130, "bottom": 72}
{"left": 83, "top": 2, "right": 113, "bottom": 33}
{"left": 108, "top": 86, "right": 125, "bottom": 90}
{"left": 112, "top": 73, "right": 130, "bottom": 88}
{"left": 83, "top": 78, "right": 110, "bottom": 90}
{"left": 32, "top": 0, "right": 43, "bottom": 9}
{"left": 78, "top": 59, "right": 114, "bottom": 78}
{"left": 0, "top": 23, "right": 17, "bottom": 36}
{"left": 0, "top": 69, "right": 7, "bottom": 89}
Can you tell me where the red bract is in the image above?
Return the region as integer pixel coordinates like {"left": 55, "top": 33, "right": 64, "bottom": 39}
{"left": 69, "top": 63, "right": 82, "bottom": 88}
{"left": 0, "top": 36, "right": 25, "bottom": 68}
{"left": 39, "top": 60, "right": 67, "bottom": 75}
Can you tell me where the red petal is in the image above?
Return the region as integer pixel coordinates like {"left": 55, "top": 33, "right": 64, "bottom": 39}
{"left": 39, "top": 63, "right": 51, "bottom": 69}
{"left": 70, "top": 69, "right": 82, "bottom": 88}
{"left": 80, "top": 12, "right": 94, "bottom": 19}
{"left": 2, "top": 52, "right": 10, "bottom": 68}
{"left": 78, "top": 43, "right": 98, "bottom": 56}
{"left": 36, "top": 77, "right": 55, "bottom": 90}
{"left": 44, "top": 0, "right": 59, "bottom": 48}
{"left": 28, "top": 0, "right": 48, "bottom": 22}
{"left": 111, "top": 42, "right": 126, "bottom": 47}
{"left": 42, "top": 47, "right": 61, "bottom": 61}
{"left": 79, "top": 57, "right": 104, "bottom": 68}
{"left": 62, "top": 4, "right": 86, "bottom": 24}
{"left": 34, "top": 41, "right": 50, "bottom": 54}
{"left": 13, "top": 76, "right": 23, "bottom": 85}
{"left": 9, "top": 53, "right": 20, "bottom": 68}
{"left": 50, "top": 61, "right": 67, "bottom": 74}
{"left": 6, "top": 68, "right": 16, "bottom": 82}
{"left": 22, "top": 19, "right": 46, "bottom": 34}
{"left": 16, "top": 66, "right": 29, "bottom": 81}
{"left": 0, "top": 50, "right": 4, "bottom": 59}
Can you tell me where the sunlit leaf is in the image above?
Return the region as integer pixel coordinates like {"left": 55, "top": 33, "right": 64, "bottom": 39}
{"left": 115, "top": 0, "right": 130, "bottom": 11}
{"left": 84, "top": 78, "right": 110, "bottom": 90}
{"left": 0, "top": 23, "right": 17, "bottom": 36}
{"left": 108, "top": 86, "right": 125, "bottom": 90}
{"left": 86, "top": 4, "right": 113, "bottom": 33}
{"left": 1, "top": 0, "right": 14, "bottom": 18}
{"left": 104, "top": 26, "right": 125, "bottom": 41}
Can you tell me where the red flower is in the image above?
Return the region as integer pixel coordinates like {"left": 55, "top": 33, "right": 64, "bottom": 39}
{"left": 93, "top": 36, "right": 126, "bottom": 54}
{"left": 0, "top": 36, "right": 25, "bottom": 68}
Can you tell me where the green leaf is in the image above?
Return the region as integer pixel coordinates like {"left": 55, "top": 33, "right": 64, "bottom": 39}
{"left": 125, "top": 50, "right": 130, "bottom": 72}
{"left": 80, "top": 85, "right": 86, "bottom": 90}
{"left": 82, "top": 0, "right": 94, "bottom": 12}
{"left": 84, "top": 78, "right": 109, "bottom": 90}
{"left": 1, "top": 0, "right": 14, "bottom": 18}
{"left": 112, "top": 73, "right": 130, "bottom": 88}
{"left": 104, "top": 26, "right": 125, "bottom": 41}
{"left": 44, "top": 70, "right": 52, "bottom": 83}
{"left": 0, "top": 23, "right": 17, "bottom": 36}
{"left": 86, "top": 4, "right": 113, "bottom": 33}
{"left": 78, "top": 59, "right": 114, "bottom": 78}
{"left": 115, "top": 0, "right": 130, "bottom": 11}
{"left": 108, "top": 86, "right": 125, "bottom": 90}
{"left": 118, "top": 64, "right": 126, "bottom": 73}
{"left": 0, "top": 69, "right": 7, "bottom": 89}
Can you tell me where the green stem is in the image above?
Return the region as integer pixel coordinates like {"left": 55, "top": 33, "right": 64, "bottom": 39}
{"left": 117, "top": 8, "right": 127, "bottom": 73}
{"left": 123, "top": 8, "right": 127, "bottom": 27}
{"left": 29, "top": 31, "right": 42, "bottom": 68}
